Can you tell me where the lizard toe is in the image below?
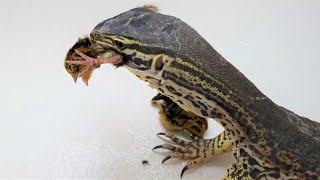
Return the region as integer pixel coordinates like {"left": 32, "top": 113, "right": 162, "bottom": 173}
{"left": 154, "top": 131, "right": 233, "bottom": 177}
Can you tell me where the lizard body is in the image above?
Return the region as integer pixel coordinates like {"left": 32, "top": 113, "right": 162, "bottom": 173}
{"left": 65, "top": 6, "right": 320, "bottom": 179}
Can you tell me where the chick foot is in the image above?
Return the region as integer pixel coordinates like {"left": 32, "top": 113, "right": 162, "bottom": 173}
{"left": 66, "top": 49, "right": 122, "bottom": 78}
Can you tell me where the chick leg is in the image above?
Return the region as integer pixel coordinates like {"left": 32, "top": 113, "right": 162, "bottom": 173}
{"left": 66, "top": 49, "right": 122, "bottom": 77}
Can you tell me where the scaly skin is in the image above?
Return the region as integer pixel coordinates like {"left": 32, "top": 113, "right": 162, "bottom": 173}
{"left": 65, "top": 6, "right": 320, "bottom": 179}
{"left": 151, "top": 93, "right": 233, "bottom": 178}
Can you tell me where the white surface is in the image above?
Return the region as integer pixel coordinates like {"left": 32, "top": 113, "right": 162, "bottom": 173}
{"left": 0, "top": 0, "right": 319, "bottom": 179}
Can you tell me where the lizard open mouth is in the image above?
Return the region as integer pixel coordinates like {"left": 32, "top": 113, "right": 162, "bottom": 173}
{"left": 65, "top": 48, "right": 141, "bottom": 85}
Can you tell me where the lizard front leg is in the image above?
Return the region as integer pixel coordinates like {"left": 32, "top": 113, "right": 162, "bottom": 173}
{"left": 151, "top": 94, "right": 233, "bottom": 177}
{"left": 154, "top": 130, "right": 233, "bottom": 178}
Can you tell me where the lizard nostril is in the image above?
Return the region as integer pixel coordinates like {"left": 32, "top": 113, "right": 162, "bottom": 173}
{"left": 155, "top": 56, "right": 164, "bottom": 70}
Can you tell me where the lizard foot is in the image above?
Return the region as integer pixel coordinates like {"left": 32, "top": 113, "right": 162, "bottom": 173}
{"left": 153, "top": 132, "right": 233, "bottom": 178}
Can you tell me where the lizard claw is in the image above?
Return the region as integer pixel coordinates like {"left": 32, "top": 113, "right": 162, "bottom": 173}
{"left": 153, "top": 132, "right": 230, "bottom": 178}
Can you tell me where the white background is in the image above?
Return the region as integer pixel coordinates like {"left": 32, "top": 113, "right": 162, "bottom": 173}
{"left": 0, "top": 0, "right": 319, "bottom": 179}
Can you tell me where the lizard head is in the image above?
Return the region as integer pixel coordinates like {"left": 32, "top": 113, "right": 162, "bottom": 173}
{"left": 88, "top": 5, "right": 180, "bottom": 88}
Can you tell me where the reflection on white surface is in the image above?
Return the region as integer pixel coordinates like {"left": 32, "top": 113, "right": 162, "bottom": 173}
{"left": 0, "top": 0, "right": 319, "bottom": 179}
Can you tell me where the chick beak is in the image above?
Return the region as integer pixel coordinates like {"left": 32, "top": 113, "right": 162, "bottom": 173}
{"left": 81, "top": 69, "right": 94, "bottom": 86}
{"left": 71, "top": 74, "right": 78, "bottom": 83}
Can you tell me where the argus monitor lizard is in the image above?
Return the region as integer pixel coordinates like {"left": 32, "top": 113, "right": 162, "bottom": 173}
{"left": 64, "top": 6, "right": 320, "bottom": 179}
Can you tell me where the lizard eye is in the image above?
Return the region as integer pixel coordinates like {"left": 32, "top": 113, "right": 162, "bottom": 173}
{"left": 114, "top": 40, "right": 126, "bottom": 50}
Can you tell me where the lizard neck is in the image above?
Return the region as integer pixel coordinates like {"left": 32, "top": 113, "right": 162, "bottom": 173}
{"left": 156, "top": 71, "right": 320, "bottom": 177}
{"left": 158, "top": 60, "right": 277, "bottom": 153}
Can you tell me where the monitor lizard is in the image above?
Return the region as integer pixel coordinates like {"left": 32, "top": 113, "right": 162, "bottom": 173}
{"left": 64, "top": 5, "right": 320, "bottom": 179}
